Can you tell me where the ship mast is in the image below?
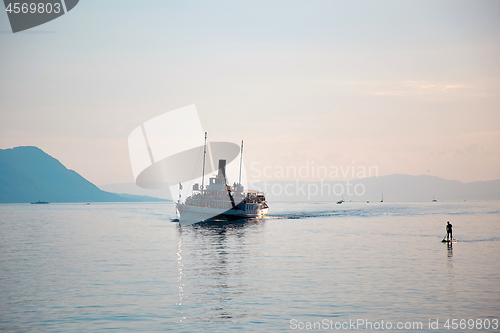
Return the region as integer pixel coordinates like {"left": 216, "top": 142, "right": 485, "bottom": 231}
{"left": 238, "top": 140, "right": 243, "bottom": 185}
{"left": 201, "top": 132, "right": 207, "bottom": 194}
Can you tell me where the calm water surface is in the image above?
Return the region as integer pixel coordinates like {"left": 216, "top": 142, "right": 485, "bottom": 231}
{"left": 0, "top": 201, "right": 499, "bottom": 332}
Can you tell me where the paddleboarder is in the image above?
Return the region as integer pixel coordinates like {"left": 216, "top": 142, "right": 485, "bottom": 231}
{"left": 446, "top": 221, "right": 453, "bottom": 241}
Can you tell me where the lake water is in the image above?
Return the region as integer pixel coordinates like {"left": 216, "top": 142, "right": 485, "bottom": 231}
{"left": 0, "top": 201, "right": 499, "bottom": 332}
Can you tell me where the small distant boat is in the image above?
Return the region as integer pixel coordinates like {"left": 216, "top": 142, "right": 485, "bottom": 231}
{"left": 31, "top": 200, "right": 49, "bottom": 204}
{"left": 337, "top": 195, "right": 344, "bottom": 204}
{"left": 380, "top": 193, "right": 383, "bottom": 203}
{"left": 367, "top": 201, "right": 369, "bottom": 203}
{"left": 432, "top": 195, "right": 437, "bottom": 202}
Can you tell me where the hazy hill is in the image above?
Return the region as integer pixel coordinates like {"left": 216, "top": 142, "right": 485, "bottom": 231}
{"left": 0, "top": 146, "right": 165, "bottom": 203}
{"left": 3, "top": 146, "right": 495, "bottom": 203}
{"left": 247, "top": 175, "right": 500, "bottom": 202}
{"left": 99, "top": 183, "right": 171, "bottom": 200}
{"left": 101, "top": 174, "right": 500, "bottom": 203}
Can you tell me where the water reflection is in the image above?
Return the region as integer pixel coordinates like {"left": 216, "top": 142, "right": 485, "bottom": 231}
{"left": 446, "top": 242, "right": 455, "bottom": 316}
{"left": 175, "top": 220, "right": 265, "bottom": 323}
{"left": 176, "top": 237, "right": 185, "bottom": 322}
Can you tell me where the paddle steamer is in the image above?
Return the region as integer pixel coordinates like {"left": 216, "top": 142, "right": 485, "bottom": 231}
{"left": 175, "top": 135, "right": 269, "bottom": 226}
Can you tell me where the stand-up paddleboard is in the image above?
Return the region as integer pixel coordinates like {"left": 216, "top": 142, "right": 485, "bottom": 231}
{"left": 441, "top": 239, "right": 457, "bottom": 243}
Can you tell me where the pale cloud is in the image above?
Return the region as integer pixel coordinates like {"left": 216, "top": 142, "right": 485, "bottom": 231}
{"left": 444, "top": 84, "right": 466, "bottom": 89}
{"left": 372, "top": 81, "right": 468, "bottom": 97}
{"left": 371, "top": 90, "right": 407, "bottom": 96}
{"left": 314, "top": 80, "right": 470, "bottom": 98}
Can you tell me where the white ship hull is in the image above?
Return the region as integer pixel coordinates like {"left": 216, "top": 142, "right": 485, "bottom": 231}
{"left": 177, "top": 203, "right": 269, "bottom": 226}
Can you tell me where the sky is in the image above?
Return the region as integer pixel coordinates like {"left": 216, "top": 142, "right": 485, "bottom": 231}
{"left": 1, "top": 0, "right": 499, "bottom": 185}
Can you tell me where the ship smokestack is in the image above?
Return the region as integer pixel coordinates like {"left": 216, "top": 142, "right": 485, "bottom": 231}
{"left": 217, "top": 159, "right": 226, "bottom": 178}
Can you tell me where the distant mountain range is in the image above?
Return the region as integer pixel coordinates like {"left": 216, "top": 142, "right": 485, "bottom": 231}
{"left": 246, "top": 176, "right": 500, "bottom": 202}
{"left": 101, "top": 175, "right": 500, "bottom": 203}
{"left": 99, "top": 183, "right": 171, "bottom": 200}
{"left": 0, "top": 146, "right": 167, "bottom": 203}
{"left": 1, "top": 146, "right": 498, "bottom": 204}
